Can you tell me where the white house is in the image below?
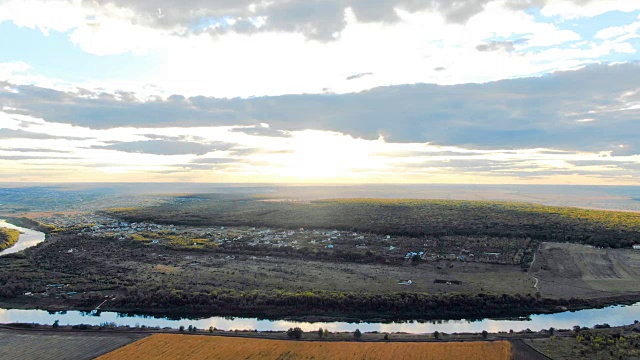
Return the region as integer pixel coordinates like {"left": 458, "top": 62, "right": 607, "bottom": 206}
{"left": 633, "top": 244, "right": 640, "bottom": 250}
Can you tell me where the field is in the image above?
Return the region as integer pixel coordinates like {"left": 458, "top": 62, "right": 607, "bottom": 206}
{"left": 0, "top": 328, "right": 145, "bottom": 360}
{"left": 97, "top": 334, "right": 511, "bottom": 360}
{"left": 530, "top": 242, "right": 640, "bottom": 298}
{"left": 526, "top": 323, "right": 640, "bottom": 359}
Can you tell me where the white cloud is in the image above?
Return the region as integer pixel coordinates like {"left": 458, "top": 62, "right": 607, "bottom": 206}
{"left": 0, "top": 61, "right": 31, "bottom": 80}
{"left": 541, "top": 0, "right": 640, "bottom": 19}
{"left": 1, "top": 108, "right": 640, "bottom": 184}
{"left": 0, "top": 0, "right": 89, "bottom": 34}
{"left": 0, "top": 0, "right": 636, "bottom": 98}
{"left": 69, "top": 17, "right": 168, "bottom": 56}
{"left": 595, "top": 20, "right": 640, "bottom": 43}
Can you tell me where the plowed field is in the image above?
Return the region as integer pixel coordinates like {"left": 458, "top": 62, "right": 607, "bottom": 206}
{"left": 98, "top": 334, "right": 511, "bottom": 360}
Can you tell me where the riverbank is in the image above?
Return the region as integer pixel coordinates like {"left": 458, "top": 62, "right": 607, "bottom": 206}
{"left": 2, "top": 291, "right": 640, "bottom": 324}
{"left": 0, "top": 298, "right": 638, "bottom": 334}
{"left": 0, "top": 227, "right": 19, "bottom": 251}
{"left": 3, "top": 216, "right": 55, "bottom": 234}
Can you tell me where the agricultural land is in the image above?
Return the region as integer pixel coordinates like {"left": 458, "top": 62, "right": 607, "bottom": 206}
{"left": 97, "top": 334, "right": 512, "bottom": 360}
{"left": 0, "top": 328, "right": 144, "bottom": 360}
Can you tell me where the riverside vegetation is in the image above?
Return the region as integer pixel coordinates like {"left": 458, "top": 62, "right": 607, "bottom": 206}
{"left": 0, "top": 227, "right": 20, "bottom": 251}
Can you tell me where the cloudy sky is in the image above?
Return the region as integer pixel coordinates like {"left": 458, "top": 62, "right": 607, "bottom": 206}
{"left": 1, "top": 0, "right": 640, "bottom": 184}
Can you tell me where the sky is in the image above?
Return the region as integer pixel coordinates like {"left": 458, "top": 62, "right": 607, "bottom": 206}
{"left": 1, "top": 0, "right": 640, "bottom": 184}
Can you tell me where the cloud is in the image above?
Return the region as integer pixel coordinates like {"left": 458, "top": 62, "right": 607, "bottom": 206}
{"left": 2, "top": 63, "right": 640, "bottom": 154}
{"left": 2, "top": 0, "right": 626, "bottom": 44}
{"left": 476, "top": 39, "right": 527, "bottom": 52}
{"left": 87, "top": 0, "right": 494, "bottom": 41}
{"left": 0, "top": 128, "right": 90, "bottom": 140}
{"left": 189, "top": 157, "right": 237, "bottom": 164}
{"left": 346, "top": 72, "right": 373, "bottom": 80}
{"left": 230, "top": 126, "right": 290, "bottom": 137}
{"left": 0, "top": 147, "right": 70, "bottom": 153}
{"left": 91, "top": 140, "right": 235, "bottom": 155}
{"left": 0, "top": 155, "right": 76, "bottom": 161}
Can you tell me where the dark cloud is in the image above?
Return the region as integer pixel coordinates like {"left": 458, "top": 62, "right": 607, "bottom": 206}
{"left": 476, "top": 39, "right": 527, "bottom": 52}
{"left": 87, "top": 0, "right": 593, "bottom": 41}
{"left": 91, "top": 140, "right": 235, "bottom": 155}
{"left": 346, "top": 72, "right": 373, "bottom": 80}
{"left": 0, "top": 128, "right": 91, "bottom": 140}
{"left": 190, "top": 157, "right": 237, "bottom": 164}
{"left": 0, "top": 147, "right": 71, "bottom": 153}
{"left": 0, "top": 155, "right": 76, "bottom": 161}
{"left": 3, "top": 63, "right": 640, "bottom": 153}
{"left": 140, "top": 133, "right": 208, "bottom": 142}
{"left": 230, "top": 126, "right": 290, "bottom": 137}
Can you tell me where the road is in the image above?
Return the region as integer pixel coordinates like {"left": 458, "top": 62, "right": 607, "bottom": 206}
{"left": 528, "top": 248, "right": 539, "bottom": 292}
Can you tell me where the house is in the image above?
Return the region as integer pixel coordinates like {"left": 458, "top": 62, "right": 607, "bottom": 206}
{"left": 633, "top": 244, "right": 640, "bottom": 250}
{"left": 398, "top": 280, "right": 413, "bottom": 285}
{"left": 327, "top": 244, "right": 334, "bottom": 249}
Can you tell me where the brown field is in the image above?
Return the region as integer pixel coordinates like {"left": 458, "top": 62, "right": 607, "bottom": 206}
{"left": 98, "top": 334, "right": 511, "bottom": 360}
{"left": 0, "top": 328, "right": 145, "bottom": 360}
{"left": 530, "top": 242, "right": 640, "bottom": 298}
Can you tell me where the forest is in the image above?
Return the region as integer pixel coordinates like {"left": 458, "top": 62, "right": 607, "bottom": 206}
{"left": 109, "top": 196, "right": 640, "bottom": 249}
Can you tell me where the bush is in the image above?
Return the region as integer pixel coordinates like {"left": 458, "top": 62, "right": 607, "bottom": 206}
{"left": 287, "top": 327, "right": 303, "bottom": 339}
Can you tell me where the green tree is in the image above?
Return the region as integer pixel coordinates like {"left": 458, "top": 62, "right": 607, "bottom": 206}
{"left": 318, "top": 327, "right": 323, "bottom": 338}
{"left": 52, "top": 320, "right": 59, "bottom": 329}
{"left": 433, "top": 331, "right": 439, "bottom": 340}
{"left": 482, "top": 330, "right": 488, "bottom": 339}
{"left": 287, "top": 327, "right": 303, "bottom": 339}
{"left": 354, "top": 329, "right": 362, "bottom": 339}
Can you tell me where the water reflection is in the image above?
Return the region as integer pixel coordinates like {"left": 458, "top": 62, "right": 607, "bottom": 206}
{"left": 0, "top": 220, "right": 46, "bottom": 255}
{"left": 0, "top": 303, "right": 638, "bottom": 333}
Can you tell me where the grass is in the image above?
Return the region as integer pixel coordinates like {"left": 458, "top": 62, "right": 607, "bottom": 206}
{"left": 527, "top": 326, "right": 640, "bottom": 360}
{"left": 97, "top": 334, "right": 512, "bottom": 360}
{"left": 0, "top": 227, "right": 20, "bottom": 250}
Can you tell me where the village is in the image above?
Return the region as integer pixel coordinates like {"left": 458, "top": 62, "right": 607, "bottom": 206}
{"left": 37, "top": 212, "right": 534, "bottom": 267}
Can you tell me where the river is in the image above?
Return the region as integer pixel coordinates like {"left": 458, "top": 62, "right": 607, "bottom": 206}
{"left": 0, "top": 221, "right": 638, "bottom": 333}
{"left": 0, "top": 219, "right": 46, "bottom": 255}
{"left": 0, "top": 303, "right": 638, "bottom": 333}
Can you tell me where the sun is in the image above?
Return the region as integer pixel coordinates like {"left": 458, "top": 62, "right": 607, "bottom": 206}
{"left": 277, "top": 130, "right": 383, "bottom": 180}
